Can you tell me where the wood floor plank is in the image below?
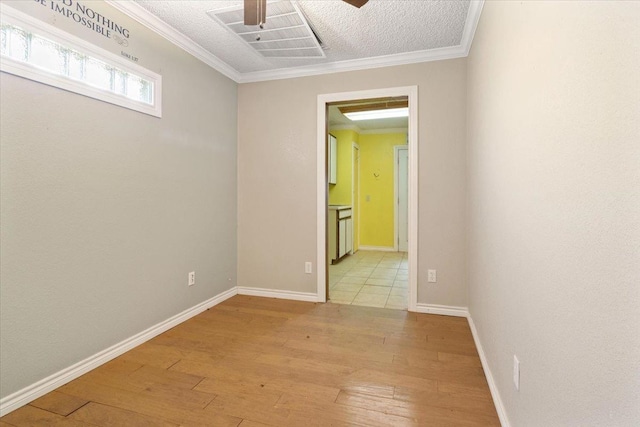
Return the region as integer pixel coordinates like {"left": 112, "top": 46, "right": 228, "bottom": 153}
{"left": 237, "top": 420, "right": 275, "bottom": 427}
{"left": 437, "top": 381, "right": 495, "bottom": 401}
{"left": 339, "top": 383, "right": 396, "bottom": 400}
{"left": 139, "top": 382, "right": 217, "bottom": 410}
{"left": 116, "top": 341, "right": 185, "bottom": 369}
{"left": 284, "top": 338, "right": 394, "bottom": 363}
{"left": 393, "top": 386, "right": 499, "bottom": 419}
{"left": 0, "top": 295, "right": 498, "bottom": 426}
{"left": 205, "top": 394, "right": 290, "bottom": 426}
{"left": 59, "top": 380, "right": 241, "bottom": 426}
{"left": 29, "top": 391, "right": 89, "bottom": 416}
{"left": 197, "top": 374, "right": 340, "bottom": 405}
{"left": 1, "top": 405, "right": 94, "bottom": 426}
{"left": 345, "top": 367, "right": 438, "bottom": 393}
{"left": 127, "top": 364, "right": 204, "bottom": 389}
{"left": 68, "top": 402, "right": 178, "bottom": 426}
{"left": 276, "top": 392, "right": 419, "bottom": 426}
{"left": 438, "top": 351, "right": 484, "bottom": 367}
{"left": 335, "top": 390, "right": 500, "bottom": 426}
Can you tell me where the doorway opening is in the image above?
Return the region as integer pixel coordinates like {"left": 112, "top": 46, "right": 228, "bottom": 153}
{"left": 316, "top": 86, "right": 418, "bottom": 311}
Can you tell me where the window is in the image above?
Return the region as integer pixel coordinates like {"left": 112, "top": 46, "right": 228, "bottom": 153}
{"left": 0, "top": 6, "right": 161, "bottom": 117}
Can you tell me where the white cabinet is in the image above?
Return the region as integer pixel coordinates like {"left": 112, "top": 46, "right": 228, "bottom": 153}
{"left": 328, "top": 134, "right": 337, "bottom": 185}
{"left": 328, "top": 206, "right": 352, "bottom": 264}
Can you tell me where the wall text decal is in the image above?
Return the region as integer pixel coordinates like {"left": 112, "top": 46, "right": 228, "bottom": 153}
{"left": 33, "top": 0, "right": 131, "bottom": 43}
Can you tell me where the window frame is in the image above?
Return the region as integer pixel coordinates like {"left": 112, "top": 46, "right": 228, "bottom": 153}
{"left": 0, "top": 5, "right": 162, "bottom": 118}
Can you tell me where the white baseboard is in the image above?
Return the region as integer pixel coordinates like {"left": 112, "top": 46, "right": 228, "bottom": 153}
{"left": 237, "top": 286, "right": 319, "bottom": 302}
{"left": 467, "top": 315, "right": 511, "bottom": 427}
{"left": 414, "top": 303, "right": 469, "bottom": 317}
{"left": 357, "top": 245, "right": 397, "bottom": 252}
{"left": 0, "top": 286, "right": 238, "bottom": 417}
{"left": 413, "top": 303, "right": 509, "bottom": 426}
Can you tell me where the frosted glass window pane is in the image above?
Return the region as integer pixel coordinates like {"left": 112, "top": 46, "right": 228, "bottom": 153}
{"left": 114, "top": 70, "right": 127, "bottom": 96}
{"left": 126, "top": 74, "right": 142, "bottom": 101}
{"left": 85, "top": 58, "right": 112, "bottom": 91}
{"left": 30, "top": 35, "right": 65, "bottom": 74}
{"left": 0, "top": 26, "right": 7, "bottom": 56}
{"left": 68, "top": 52, "right": 84, "bottom": 80}
{"left": 3, "top": 25, "right": 28, "bottom": 61}
{"left": 140, "top": 81, "right": 152, "bottom": 104}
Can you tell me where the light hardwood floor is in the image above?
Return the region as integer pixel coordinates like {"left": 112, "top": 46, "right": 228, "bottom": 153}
{"left": 1, "top": 295, "right": 499, "bottom": 426}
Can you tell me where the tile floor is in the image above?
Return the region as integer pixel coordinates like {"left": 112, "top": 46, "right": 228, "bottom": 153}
{"left": 328, "top": 250, "right": 408, "bottom": 310}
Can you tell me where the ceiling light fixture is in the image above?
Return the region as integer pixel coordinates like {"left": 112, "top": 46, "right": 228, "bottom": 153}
{"left": 344, "top": 107, "right": 409, "bottom": 121}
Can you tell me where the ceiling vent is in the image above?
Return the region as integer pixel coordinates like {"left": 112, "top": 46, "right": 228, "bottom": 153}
{"left": 207, "top": 1, "right": 325, "bottom": 59}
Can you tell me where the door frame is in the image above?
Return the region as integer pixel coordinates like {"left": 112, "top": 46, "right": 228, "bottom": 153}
{"left": 394, "top": 145, "right": 409, "bottom": 252}
{"left": 351, "top": 142, "right": 360, "bottom": 254}
{"left": 316, "top": 86, "right": 418, "bottom": 311}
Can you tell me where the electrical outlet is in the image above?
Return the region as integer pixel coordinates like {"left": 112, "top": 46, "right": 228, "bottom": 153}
{"left": 427, "top": 269, "right": 437, "bottom": 283}
{"left": 513, "top": 355, "right": 520, "bottom": 391}
{"left": 188, "top": 271, "right": 195, "bottom": 286}
{"left": 305, "top": 262, "right": 312, "bottom": 274}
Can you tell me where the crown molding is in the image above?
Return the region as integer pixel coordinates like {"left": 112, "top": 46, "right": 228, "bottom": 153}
{"left": 237, "top": 44, "right": 467, "bottom": 83}
{"left": 461, "top": 0, "right": 484, "bottom": 56}
{"left": 104, "top": 0, "right": 241, "bottom": 83}
{"left": 104, "top": 0, "right": 484, "bottom": 84}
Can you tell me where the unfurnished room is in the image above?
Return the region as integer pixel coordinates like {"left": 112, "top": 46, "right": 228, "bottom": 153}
{"left": 0, "top": 1, "right": 638, "bottom": 426}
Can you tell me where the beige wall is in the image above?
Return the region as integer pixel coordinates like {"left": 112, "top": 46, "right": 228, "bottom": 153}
{"left": 467, "top": 1, "right": 640, "bottom": 425}
{"left": 0, "top": 2, "right": 238, "bottom": 398}
{"left": 238, "top": 60, "right": 467, "bottom": 306}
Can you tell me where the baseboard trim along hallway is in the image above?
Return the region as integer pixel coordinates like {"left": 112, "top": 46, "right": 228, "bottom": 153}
{"left": 468, "top": 315, "right": 511, "bottom": 427}
{"left": 237, "top": 286, "right": 319, "bottom": 302}
{"left": 414, "top": 303, "right": 469, "bottom": 317}
{"left": 0, "top": 287, "right": 238, "bottom": 416}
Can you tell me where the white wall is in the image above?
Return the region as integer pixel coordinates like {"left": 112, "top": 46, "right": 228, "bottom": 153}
{"left": 0, "top": 1, "right": 238, "bottom": 399}
{"left": 466, "top": 1, "right": 640, "bottom": 425}
{"left": 237, "top": 60, "right": 468, "bottom": 307}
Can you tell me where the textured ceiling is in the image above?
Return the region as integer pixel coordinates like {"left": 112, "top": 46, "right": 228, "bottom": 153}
{"left": 133, "top": 0, "right": 471, "bottom": 74}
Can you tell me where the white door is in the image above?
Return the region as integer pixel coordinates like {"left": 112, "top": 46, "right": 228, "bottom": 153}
{"left": 397, "top": 148, "right": 409, "bottom": 252}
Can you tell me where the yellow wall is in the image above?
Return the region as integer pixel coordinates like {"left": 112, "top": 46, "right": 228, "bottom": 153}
{"left": 328, "top": 130, "right": 358, "bottom": 205}
{"left": 358, "top": 133, "right": 407, "bottom": 248}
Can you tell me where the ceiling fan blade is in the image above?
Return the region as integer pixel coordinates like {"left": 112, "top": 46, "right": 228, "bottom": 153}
{"left": 244, "top": 0, "right": 267, "bottom": 26}
{"left": 342, "top": 0, "right": 369, "bottom": 8}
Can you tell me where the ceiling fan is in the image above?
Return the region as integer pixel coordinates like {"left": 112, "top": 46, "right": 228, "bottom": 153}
{"left": 244, "top": 0, "right": 369, "bottom": 26}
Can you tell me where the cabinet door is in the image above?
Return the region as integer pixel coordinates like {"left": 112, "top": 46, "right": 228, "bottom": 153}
{"left": 338, "top": 219, "right": 347, "bottom": 258}
{"left": 345, "top": 218, "right": 353, "bottom": 254}
{"left": 328, "top": 210, "right": 337, "bottom": 262}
